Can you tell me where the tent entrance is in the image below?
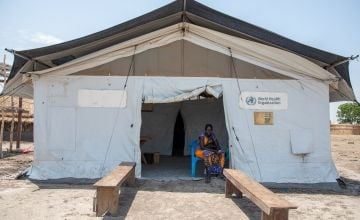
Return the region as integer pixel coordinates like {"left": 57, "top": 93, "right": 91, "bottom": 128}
{"left": 172, "top": 112, "right": 185, "bottom": 156}
{"left": 140, "top": 98, "right": 228, "bottom": 179}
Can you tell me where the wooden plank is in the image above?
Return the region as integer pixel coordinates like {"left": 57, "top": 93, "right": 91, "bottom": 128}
{"left": 94, "top": 162, "right": 136, "bottom": 216}
{"left": 120, "top": 161, "right": 136, "bottom": 167}
{"left": 261, "top": 209, "right": 289, "bottom": 220}
{"left": 2, "top": 108, "right": 29, "bottom": 114}
{"left": 94, "top": 166, "right": 133, "bottom": 187}
{"left": 126, "top": 165, "right": 136, "bottom": 187}
{"left": 224, "top": 169, "right": 297, "bottom": 215}
{"left": 153, "top": 152, "right": 160, "bottom": 164}
{"left": 94, "top": 162, "right": 136, "bottom": 187}
{"left": 95, "top": 186, "right": 119, "bottom": 217}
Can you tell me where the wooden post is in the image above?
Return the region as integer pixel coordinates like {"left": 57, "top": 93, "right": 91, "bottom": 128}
{"left": 16, "top": 97, "right": 23, "bottom": 150}
{"left": 261, "top": 209, "right": 289, "bottom": 220}
{"left": 225, "top": 179, "right": 233, "bottom": 197}
{"left": 225, "top": 179, "right": 242, "bottom": 198}
{"left": 126, "top": 166, "right": 136, "bottom": 187}
{"left": 0, "top": 101, "right": 4, "bottom": 159}
{"left": 95, "top": 186, "right": 119, "bottom": 217}
{"left": 9, "top": 96, "right": 14, "bottom": 152}
{"left": 0, "top": 54, "right": 6, "bottom": 158}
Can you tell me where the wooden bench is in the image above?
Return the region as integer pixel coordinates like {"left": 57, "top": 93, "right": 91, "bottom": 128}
{"left": 93, "top": 162, "right": 136, "bottom": 217}
{"left": 224, "top": 169, "right": 297, "bottom": 220}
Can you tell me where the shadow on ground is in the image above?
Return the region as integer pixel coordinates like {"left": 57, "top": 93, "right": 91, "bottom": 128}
{"left": 28, "top": 174, "right": 359, "bottom": 196}
{"left": 230, "top": 196, "right": 261, "bottom": 220}
{"left": 31, "top": 177, "right": 357, "bottom": 219}
{"left": 267, "top": 176, "right": 360, "bottom": 196}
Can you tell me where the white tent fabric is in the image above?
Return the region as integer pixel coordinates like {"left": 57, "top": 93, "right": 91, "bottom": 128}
{"left": 30, "top": 75, "right": 338, "bottom": 183}
{"left": 221, "top": 79, "right": 338, "bottom": 182}
{"left": 30, "top": 76, "right": 143, "bottom": 179}
{"left": 28, "top": 24, "right": 336, "bottom": 82}
{"left": 73, "top": 40, "right": 290, "bottom": 80}
{"left": 140, "top": 103, "right": 180, "bottom": 155}
{"left": 143, "top": 78, "right": 222, "bottom": 103}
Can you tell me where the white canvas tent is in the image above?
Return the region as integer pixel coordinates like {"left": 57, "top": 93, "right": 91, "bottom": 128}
{"left": 4, "top": 0, "right": 356, "bottom": 183}
{"left": 30, "top": 75, "right": 336, "bottom": 182}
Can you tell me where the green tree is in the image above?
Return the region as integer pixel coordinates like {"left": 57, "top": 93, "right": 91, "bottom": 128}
{"left": 337, "top": 102, "right": 360, "bottom": 124}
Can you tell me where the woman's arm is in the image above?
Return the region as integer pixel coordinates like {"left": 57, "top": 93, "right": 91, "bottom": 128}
{"left": 215, "top": 140, "right": 221, "bottom": 151}
{"left": 213, "top": 134, "right": 221, "bottom": 150}
{"left": 199, "top": 135, "right": 205, "bottom": 150}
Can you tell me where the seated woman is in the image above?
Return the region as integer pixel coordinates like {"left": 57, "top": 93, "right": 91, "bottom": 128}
{"left": 195, "top": 124, "right": 225, "bottom": 183}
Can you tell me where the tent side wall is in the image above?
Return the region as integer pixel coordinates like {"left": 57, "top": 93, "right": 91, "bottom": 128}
{"left": 222, "top": 79, "right": 338, "bottom": 183}
{"left": 30, "top": 75, "right": 338, "bottom": 183}
{"left": 31, "top": 76, "right": 143, "bottom": 179}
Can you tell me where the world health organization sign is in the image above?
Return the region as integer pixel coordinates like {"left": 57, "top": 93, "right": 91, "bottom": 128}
{"left": 239, "top": 92, "right": 288, "bottom": 110}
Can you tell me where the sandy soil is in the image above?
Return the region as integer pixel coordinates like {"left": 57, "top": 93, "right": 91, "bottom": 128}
{"left": 0, "top": 141, "right": 33, "bottom": 180}
{"left": 0, "top": 135, "right": 359, "bottom": 220}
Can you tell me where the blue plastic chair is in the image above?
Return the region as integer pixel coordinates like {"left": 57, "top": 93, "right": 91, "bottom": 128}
{"left": 190, "top": 140, "right": 201, "bottom": 177}
{"left": 190, "top": 139, "right": 230, "bottom": 177}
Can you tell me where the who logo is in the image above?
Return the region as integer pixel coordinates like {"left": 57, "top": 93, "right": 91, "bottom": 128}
{"left": 245, "top": 96, "right": 257, "bottom": 105}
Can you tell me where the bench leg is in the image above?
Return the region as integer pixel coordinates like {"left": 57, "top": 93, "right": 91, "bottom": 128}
{"left": 225, "top": 179, "right": 242, "bottom": 198}
{"left": 126, "top": 168, "right": 136, "bottom": 187}
{"left": 261, "top": 209, "right": 289, "bottom": 220}
{"left": 95, "top": 187, "right": 119, "bottom": 217}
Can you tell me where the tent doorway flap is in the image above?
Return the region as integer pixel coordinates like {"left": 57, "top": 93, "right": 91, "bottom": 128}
{"left": 143, "top": 83, "right": 223, "bottom": 104}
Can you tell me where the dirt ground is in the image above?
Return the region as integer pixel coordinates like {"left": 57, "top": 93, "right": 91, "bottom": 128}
{"left": 0, "top": 141, "right": 33, "bottom": 180}
{"left": 0, "top": 135, "right": 359, "bottom": 220}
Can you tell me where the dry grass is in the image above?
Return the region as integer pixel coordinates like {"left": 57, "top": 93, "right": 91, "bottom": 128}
{"left": 0, "top": 96, "right": 33, "bottom": 123}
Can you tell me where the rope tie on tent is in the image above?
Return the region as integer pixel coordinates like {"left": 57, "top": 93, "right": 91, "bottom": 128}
{"left": 123, "top": 45, "right": 137, "bottom": 90}
{"left": 228, "top": 47, "right": 242, "bottom": 95}
{"left": 242, "top": 111, "right": 263, "bottom": 180}
{"left": 229, "top": 47, "right": 263, "bottom": 180}
{"left": 99, "top": 46, "right": 137, "bottom": 176}
{"left": 231, "top": 127, "right": 255, "bottom": 177}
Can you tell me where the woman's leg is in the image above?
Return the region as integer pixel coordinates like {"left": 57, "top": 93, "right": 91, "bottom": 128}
{"left": 195, "top": 149, "right": 204, "bottom": 159}
{"left": 203, "top": 150, "right": 213, "bottom": 183}
{"left": 219, "top": 152, "right": 225, "bottom": 169}
{"left": 216, "top": 152, "right": 225, "bottom": 179}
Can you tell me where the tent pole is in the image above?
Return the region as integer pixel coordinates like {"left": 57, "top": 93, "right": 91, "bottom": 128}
{"left": 325, "top": 55, "right": 359, "bottom": 70}
{"left": 0, "top": 54, "right": 7, "bottom": 158}
{"left": 0, "top": 99, "right": 4, "bottom": 159}
{"left": 16, "top": 97, "right": 22, "bottom": 150}
{"left": 9, "top": 96, "right": 14, "bottom": 152}
{"left": 5, "top": 48, "right": 53, "bottom": 69}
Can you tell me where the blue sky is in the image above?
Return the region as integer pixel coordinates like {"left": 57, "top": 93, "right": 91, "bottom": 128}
{"left": 0, "top": 0, "right": 359, "bottom": 122}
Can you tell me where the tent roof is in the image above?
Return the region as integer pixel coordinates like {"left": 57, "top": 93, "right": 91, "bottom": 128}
{"left": 6, "top": 0, "right": 355, "bottom": 101}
